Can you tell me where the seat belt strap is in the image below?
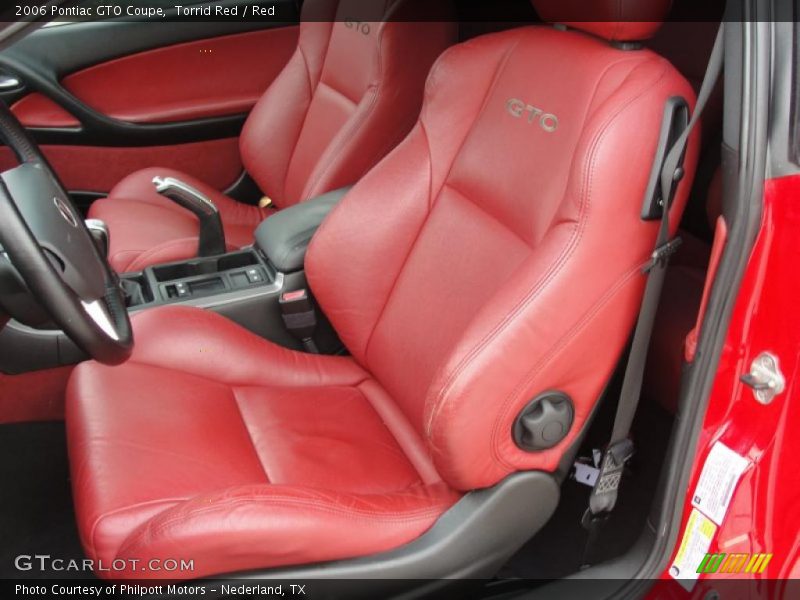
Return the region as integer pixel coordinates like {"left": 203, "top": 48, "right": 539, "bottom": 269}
{"left": 585, "top": 24, "right": 725, "bottom": 524}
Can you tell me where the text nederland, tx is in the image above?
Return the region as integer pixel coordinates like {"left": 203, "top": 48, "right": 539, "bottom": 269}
{"left": 14, "top": 583, "right": 308, "bottom": 596}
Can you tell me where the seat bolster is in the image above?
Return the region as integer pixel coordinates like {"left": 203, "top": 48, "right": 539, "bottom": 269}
{"left": 82, "top": 499, "right": 188, "bottom": 569}
{"left": 99, "top": 167, "right": 241, "bottom": 215}
{"left": 115, "top": 483, "right": 459, "bottom": 579}
{"left": 110, "top": 235, "right": 241, "bottom": 274}
{"left": 128, "top": 306, "right": 368, "bottom": 388}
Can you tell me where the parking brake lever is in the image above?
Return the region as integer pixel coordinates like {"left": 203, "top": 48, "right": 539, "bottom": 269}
{"left": 152, "top": 176, "right": 226, "bottom": 257}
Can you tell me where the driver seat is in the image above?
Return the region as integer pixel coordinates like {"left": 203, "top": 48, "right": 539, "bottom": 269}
{"left": 88, "top": 0, "right": 455, "bottom": 273}
{"left": 66, "top": 0, "right": 698, "bottom": 580}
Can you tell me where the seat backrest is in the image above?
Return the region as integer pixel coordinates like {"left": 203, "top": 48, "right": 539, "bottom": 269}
{"left": 307, "top": 0, "right": 700, "bottom": 491}
{"left": 239, "top": 0, "right": 455, "bottom": 208}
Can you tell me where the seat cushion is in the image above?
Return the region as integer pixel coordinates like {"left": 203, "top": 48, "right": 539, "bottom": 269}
{"left": 89, "top": 167, "right": 269, "bottom": 273}
{"left": 66, "top": 306, "right": 458, "bottom": 579}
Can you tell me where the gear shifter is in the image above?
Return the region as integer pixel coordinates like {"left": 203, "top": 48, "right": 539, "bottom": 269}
{"left": 152, "top": 176, "right": 226, "bottom": 257}
{"left": 85, "top": 218, "right": 109, "bottom": 258}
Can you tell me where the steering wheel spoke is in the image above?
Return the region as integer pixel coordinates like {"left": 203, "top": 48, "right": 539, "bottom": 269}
{"left": 2, "top": 162, "right": 107, "bottom": 298}
{"left": 0, "top": 102, "right": 132, "bottom": 364}
{"left": 81, "top": 298, "right": 122, "bottom": 342}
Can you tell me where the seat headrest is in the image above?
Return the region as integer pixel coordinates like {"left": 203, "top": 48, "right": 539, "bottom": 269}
{"left": 530, "top": 0, "right": 672, "bottom": 42}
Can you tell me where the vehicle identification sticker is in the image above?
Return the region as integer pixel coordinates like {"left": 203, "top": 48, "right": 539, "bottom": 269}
{"left": 669, "top": 508, "right": 718, "bottom": 590}
{"left": 691, "top": 441, "right": 750, "bottom": 525}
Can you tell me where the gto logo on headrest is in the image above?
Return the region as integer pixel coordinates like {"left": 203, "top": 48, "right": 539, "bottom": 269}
{"left": 506, "top": 98, "right": 559, "bottom": 133}
{"left": 344, "top": 20, "right": 371, "bottom": 35}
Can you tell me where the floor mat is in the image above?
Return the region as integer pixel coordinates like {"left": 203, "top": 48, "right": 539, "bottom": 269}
{"left": 0, "top": 421, "right": 87, "bottom": 579}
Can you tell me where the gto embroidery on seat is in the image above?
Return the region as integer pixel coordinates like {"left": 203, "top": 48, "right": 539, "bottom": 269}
{"left": 344, "top": 20, "right": 372, "bottom": 35}
{"left": 506, "top": 98, "right": 559, "bottom": 132}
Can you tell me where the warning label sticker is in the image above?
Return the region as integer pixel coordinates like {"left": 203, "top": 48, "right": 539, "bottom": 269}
{"left": 691, "top": 441, "right": 750, "bottom": 525}
{"left": 669, "top": 508, "right": 718, "bottom": 590}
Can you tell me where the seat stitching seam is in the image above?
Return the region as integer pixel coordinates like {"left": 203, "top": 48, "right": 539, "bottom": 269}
{"left": 231, "top": 387, "right": 272, "bottom": 483}
{"left": 317, "top": 79, "right": 359, "bottom": 106}
{"left": 299, "top": 83, "right": 381, "bottom": 202}
{"left": 535, "top": 55, "right": 645, "bottom": 239}
{"left": 427, "top": 30, "right": 527, "bottom": 206}
{"left": 128, "top": 498, "right": 451, "bottom": 547}
{"left": 360, "top": 122, "right": 433, "bottom": 362}
{"left": 361, "top": 32, "right": 526, "bottom": 363}
{"left": 120, "top": 358, "right": 370, "bottom": 394}
{"left": 280, "top": 27, "right": 329, "bottom": 202}
{"left": 421, "top": 120, "right": 435, "bottom": 211}
{"left": 297, "top": 41, "right": 314, "bottom": 94}
{"left": 296, "top": 17, "right": 389, "bottom": 202}
{"left": 356, "top": 381, "right": 440, "bottom": 484}
{"left": 445, "top": 181, "right": 534, "bottom": 249}
{"left": 88, "top": 498, "right": 188, "bottom": 561}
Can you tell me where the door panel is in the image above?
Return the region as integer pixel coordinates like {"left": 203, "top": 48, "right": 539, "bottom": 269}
{"left": 11, "top": 27, "right": 299, "bottom": 126}
{"left": 0, "top": 12, "right": 301, "bottom": 196}
{"left": 0, "top": 138, "right": 242, "bottom": 192}
{"left": 9, "top": 93, "right": 79, "bottom": 127}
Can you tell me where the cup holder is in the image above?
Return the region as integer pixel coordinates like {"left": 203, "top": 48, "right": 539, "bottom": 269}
{"left": 151, "top": 251, "right": 258, "bottom": 283}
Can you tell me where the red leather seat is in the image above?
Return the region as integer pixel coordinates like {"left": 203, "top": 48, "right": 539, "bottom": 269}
{"left": 67, "top": 0, "right": 699, "bottom": 579}
{"left": 67, "top": 307, "right": 459, "bottom": 577}
{"left": 89, "top": 0, "right": 455, "bottom": 272}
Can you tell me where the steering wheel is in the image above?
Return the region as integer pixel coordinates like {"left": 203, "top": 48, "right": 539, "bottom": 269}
{"left": 0, "top": 102, "right": 132, "bottom": 365}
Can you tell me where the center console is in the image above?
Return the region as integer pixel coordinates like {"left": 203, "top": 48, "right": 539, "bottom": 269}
{"left": 124, "top": 250, "right": 273, "bottom": 304}
{"left": 120, "top": 186, "right": 349, "bottom": 350}
{"left": 120, "top": 248, "right": 297, "bottom": 347}
{"left": 0, "top": 187, "right": 348, "bottom": 374}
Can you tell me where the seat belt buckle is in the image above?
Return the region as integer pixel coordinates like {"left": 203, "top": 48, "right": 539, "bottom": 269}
{"left": 279, "top": 289, "right": 319, "bottom": 353}
{"left": 643, "top": 237, "right": 683, "bottom": 273}
{"left": 582, "top": 438, "right": 635, "bottom": 529}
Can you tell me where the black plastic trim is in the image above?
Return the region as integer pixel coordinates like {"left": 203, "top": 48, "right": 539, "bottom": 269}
{"left": 768, "top": 0, "right": 800, "bottom": 174}
{"left": 215, "top": 471, "right": 560, "bottom": 595}
{"left": 255, "top": 187, "right": 350, "bottom": 273}
{"left": 640, "top": 96, "right": 690, "bottom": 220}
{"left": 0, "top": 17, "right": 299, "bottom": 146}
{"left": 513, "top": 391, "right": 574, "bottom": 451}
